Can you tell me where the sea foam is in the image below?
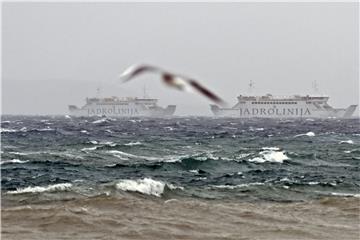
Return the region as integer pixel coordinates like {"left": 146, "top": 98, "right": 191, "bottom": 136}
{"left": 339, "top": 140, "right": 354, "bottom": 144}
{"left": 1, "top": 159, "right": 29, "bottom": 165}
{"left": 249, "top": 150, "right": 289, "bottom": 163}
{"left": 115, "top": 178, "right": 181, "bottom": 197}
{"left": 294, "top": 132, "right": 315, "bottom": 137}
{"left": 7, "top": 183, "right": 72, "bottom": 194}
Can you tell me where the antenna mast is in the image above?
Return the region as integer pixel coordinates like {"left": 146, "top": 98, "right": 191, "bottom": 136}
{"left": 312, "top": 81, "right": 319, "bottom": 94}
{"left": 248, "top": 80, "right": 254, "bottom": 94}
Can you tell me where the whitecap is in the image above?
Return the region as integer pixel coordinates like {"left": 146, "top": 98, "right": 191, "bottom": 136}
{"left": 262, "top": 147, "right": 280, "bottom": 151}
{"left": 212, "top": 182, "right": 264, "bottom": 189}
{"left": 7, "top": 183, "right": 72, "bottom": 194}
{"left": 108, "top": 150, "right": 138, "bottom": 159}
{"left": 330, "top": 192, "right": 360, "bottom": 198}
{"left": 92, "top": 118, "right": 109, "bottom": 124}
{"left": 308, "top": 181, "right": 319, "bottom": 185}
{"left": 65, "top": 115, "right": 71, "bottom": 119}
{"left": 89, "top": 140, "right": 98, "bottom": 144}
{"left": 81, "top": 146, "right": 98, "bottom": 151}
{"left": 115, "top": 178, "right": 179, "bottom": 197}
{"left": 248, "top": 150, "right": 289, "bottom": 163}
{"left": 80, "top": 130, "right": 88, "bottom": 134}
{"left": 339, "top": 140, "right": 354, "bottom": 144}
{"left": 1, "top": 159, "right": 29, "bottom": 165}
{"left": 36, "top": 127, "right": 55, "bottom": 132}
{"left": 294, "top": 131, "right": 315, "bottom": 137}
{"left": 0, "top": 128, "right": 18, "bottom": 133}
{"left": 101, "top": 141, "right": 116, "bottom": 147}
{"left": 8, "top": 151, "right": 30, "bottom": 156}
{"left": 124, "top": 141, "right": 142, "bottom": 146}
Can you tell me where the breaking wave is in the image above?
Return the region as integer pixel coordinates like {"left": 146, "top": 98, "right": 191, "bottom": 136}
{"left": 115, "top": 178, "right": 182, "bottom": 197}
{"left": 1, "top": 159, "right": 29, "bottom": 165}
{"left": 248, "top": 150, "right": 289, "bottom": 163}
{"left": 7, "top": 183, "right": 72, "bottom": 194}
{"left": 294, "top": 132, "right": 315, "bottom": 137}
{"left": 124, "top": 141, "right": 142, "bottom": 146}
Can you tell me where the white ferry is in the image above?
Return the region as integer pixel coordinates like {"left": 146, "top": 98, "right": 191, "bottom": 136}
{"left": 69, "top": 97, "right": 176, "bottom": 117}
{"left": 210, "top": 94, "right": 357, "bottom": 118}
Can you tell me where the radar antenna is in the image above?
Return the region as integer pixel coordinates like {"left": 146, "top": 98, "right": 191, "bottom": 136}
{"left": 248, "top": 80, "right": 255, "bottom": 94}
{"left": 96, "top": 86, "right": 101, "bottom": 98}
{"left": 312, "top": 81, "right": 319, "bottom": 94}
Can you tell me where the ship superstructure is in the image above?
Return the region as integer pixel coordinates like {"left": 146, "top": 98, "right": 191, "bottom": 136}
{"left": 211, "top": 94, "right": 357, "bottom": 118}
{"left": 69, "top": 96, "right": 176, "bottom": 117}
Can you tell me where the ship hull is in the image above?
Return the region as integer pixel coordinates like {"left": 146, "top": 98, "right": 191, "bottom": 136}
{"left": 211, "top": 104, "right": 358, "bottom": 119}
{"left": 69, "top": 104, "right": 176, "bottom": 117}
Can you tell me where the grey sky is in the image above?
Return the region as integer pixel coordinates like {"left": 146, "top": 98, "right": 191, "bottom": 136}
{"left": 2, "top": 2, "right": 359, "bottom": 116}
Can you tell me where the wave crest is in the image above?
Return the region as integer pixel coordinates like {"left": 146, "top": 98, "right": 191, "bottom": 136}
{"left": 115, "top": 178, "right": 181, "bottom": 197}
{"left": 7, "top": 183, "right": 72, "bottom": 194}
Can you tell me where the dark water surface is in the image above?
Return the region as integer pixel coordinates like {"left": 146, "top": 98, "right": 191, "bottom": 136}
{"left": 1, "top": 116, "right": 359, "bottom": 239}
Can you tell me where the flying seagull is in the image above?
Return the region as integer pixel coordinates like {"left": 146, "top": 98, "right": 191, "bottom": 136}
{"left": 119, "top": 64, "right": 227, "bottom": 106}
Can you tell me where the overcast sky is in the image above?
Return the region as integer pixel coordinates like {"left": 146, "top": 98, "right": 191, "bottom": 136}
{"left": 2, "top": 2, "right": 359, "bottom": 115}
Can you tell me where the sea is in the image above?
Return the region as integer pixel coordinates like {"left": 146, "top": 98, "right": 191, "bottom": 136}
{"left": 1, "top": 116, "right": 359, "bottom": 240}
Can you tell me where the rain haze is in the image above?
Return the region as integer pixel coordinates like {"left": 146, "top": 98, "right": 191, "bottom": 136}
{"left": 2, "top": 2, "right": 359, "bottom": 116}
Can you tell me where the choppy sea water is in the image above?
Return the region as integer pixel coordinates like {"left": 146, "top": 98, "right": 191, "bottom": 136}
{"left": 1, "top": 116, "right": 360, "bottom": 239}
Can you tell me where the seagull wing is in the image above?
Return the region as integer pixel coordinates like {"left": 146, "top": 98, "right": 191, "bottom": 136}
{"left": 187, "top": 79, "right": 226, "bottom": 106}
{"left": 119, "top": 64, "right": 162, "bottom": 82}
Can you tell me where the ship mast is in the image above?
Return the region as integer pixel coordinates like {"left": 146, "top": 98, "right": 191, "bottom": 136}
{"left": 143, "top": 85, "right": 148, "bottom": 98}
{"left": 248, "top": 80, "right": 254, "bottom": 94}
{"left": 312, "top": 81, "right": 319, "bottom": 95}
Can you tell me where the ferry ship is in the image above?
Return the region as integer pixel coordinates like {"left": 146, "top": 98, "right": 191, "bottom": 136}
{"left": 69, "top": 96, "right": 176, "bottom": 117}
{"left": 210, "top": 94, "right": 357, "bottom": 118}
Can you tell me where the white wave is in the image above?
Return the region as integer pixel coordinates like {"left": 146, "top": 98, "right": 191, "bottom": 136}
{"left": 1, "top": 120, "right": 11, "bottom": 124}
{"left": 129, "top": 119, "right": 142, "bottom": 123}
{"left": 294, "top": 131, "right": 315, "bottom": 137}
{"left": 108, "top": 150, "right": 138, "bottom": 160}
{"left": 81, "top": 146, "right": 98, "bottom": 151}
{"left": 0, "top": 128, "right": 18, "bottom": 133}
{"left": 101, "top": 141, "right": 116, "bottom": 147}
{"left": 92, "top": 118, "right": 109, "bottom": 124}
{"left": 36, "top": 127, "right": 55, "bottom": 132}
{"left": 248, "top": 150, "right": 289, "bottom": 163}
{"left": 8, "top": 151, "right": 29, "bottom": 156}
{"left": 189, "top": 169, "right": 199, "bottom": 174}
{"left": 105, "top": 129, "right": 113, "bottom": 133}
{"left": 330, "top": 192, "right": 360, "bottom": 198}
{"left": 7, "top": 183, "right": 72, "bottom": 194}
{"left": 1, "top": 159, "right": 29, "bottom": 165}
{"left": 262, "top": 147, "right": 280, "bottom": 151}
{"left": 212, "top": 182, "right": 264, "bottom": 189}
{"left": 80, "top": 130, "right": 89, "bottom": 134}
{"left": 236, "top": 153, "right": 251, "bottom": 159}
{"left": 115, "top": 178, "right": 179, "bottom": 197}
{"left": 124, "top": 141, "right": 142, "bottom": 146}
{"left": 308, "top": 181, "right": 319, "bottom": 185}
{"left": 89, "top": 140, "right": 98, "bottom": 144}
{"left": 164, "top": 126, "right": 174, "bottom": 131}
{"left": 339, "top": 140, "right": 354, "bottom": 144}
{"left": 65, "top": 115, "right": 71, "bottom": 119}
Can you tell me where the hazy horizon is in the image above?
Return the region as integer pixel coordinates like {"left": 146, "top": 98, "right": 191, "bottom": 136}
{"left": 2, "top": 2, "right": 359, "bottom": 116}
